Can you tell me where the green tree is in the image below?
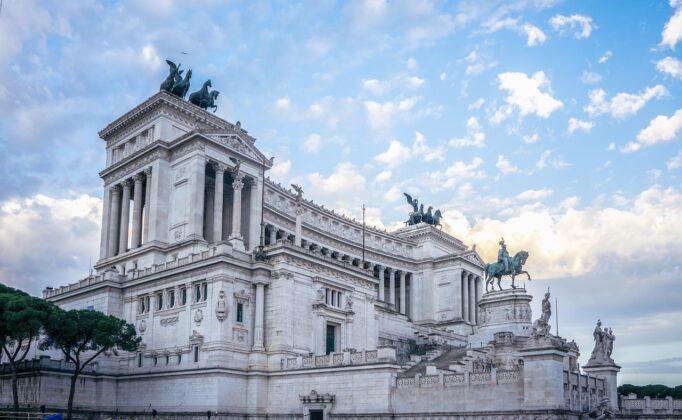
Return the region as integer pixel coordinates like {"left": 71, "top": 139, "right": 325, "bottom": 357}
{"left": 0, "top": 288, "right": 51, "bottom": 411}
{"left": 40, "top": 308, "right": 141, "bottom": 420}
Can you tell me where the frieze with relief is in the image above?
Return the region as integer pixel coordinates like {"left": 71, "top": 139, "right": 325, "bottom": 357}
{"left": 268, "top": 255, "right": 375, "bottom": 291}
{"left": 170, "top": 139, "right": 206, "bottom": 161}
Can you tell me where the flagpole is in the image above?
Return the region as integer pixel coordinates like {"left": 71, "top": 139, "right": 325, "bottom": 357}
{"left": 362, "top": 204, "right": 366, "bottom": 265}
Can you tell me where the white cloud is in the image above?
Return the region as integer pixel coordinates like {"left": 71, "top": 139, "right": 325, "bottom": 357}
{"left": 362, "top": 74, "right": 425, "bottom": 96}
{"left": 443, "top": 157, "right": 485, "bottom": 186}
{"left": 364, "top": 96, "right": 420, "bottom": 129}
{"left": 598, "top": 50, "right": 612, "bottom": 64}
{"left": 491, "top": 71, "right": 563, "bottom": 124}
{"left": 468, "top": 98, "right": 485, "bottom": 110}
{"left": 521, "top": 23, "right": 548, "bottom": 47}
{"left": 450, "top": 116, "right": 486, "bottom": 148}
{"left": 484, "top": 18, "right": 547, "bottom": 47}
{"left": 301, "top": 133, "right": 348, "bottom": 154}
{"left": 0, "top": 194, "right": 102, "bottom": 294}
{"left": 623, "top": 108, "right": 682, "bottom": 152}
{"left": 412, "top": 131, "right": 445, "bottom": 162}
{"left": 656, "top": 56, "right": 682, "bottom": 79}
{"left": 549, "top": 14, "right": 594, "bottom": 39}
{"left": 383, "top": 185, "right": 402, "bottom": 202}
{"left": 584, "top": 85, "right": 668, "bottom": 119}
{"left": 496, "top": 154, "right": 519, "bottom": 174}
{"left": 305, "top": 162, "right": 366, "bottom": 210}
{"left": 661, "top": 1, "right": 682, "bottom": 49}
{"left": 373, "top": 170, "right": 392, "bottom": 183}
{"left": 537, "top": 150, "right": 570, "bottom": 169}
{"left": 464, "top": 48, "right": 497, "bottom": 75}
{"left": 374, "top": 140, "right": 412, "bottom": 168}
{"left": 303, "top": 133, "right": 322, "bottom": 153}
{"left": 270, "top": 159, "right": 292, "bottom": 180}
{"left": 440, "top": 72, "right": 447, "bottom": 81}
{"left": 568, "top": 117, "right": 594, "bottom": 134}
{"left": 140, "top": 45, "right": 162, "bottom": 71}
{"left": 523, "top": 133, "right": 540, "bottom": 144}
{"left": 668, "top": 150, "right": 682, "bottom": 169}
{"left": 441, "top": 185, "right": 682, "bottom": 279}
{"left": 580, "top": 70, "right": 602, "bottom": 84}
{"left": 516, "top": 188, "right": 553, "bottom": 201}
{"left": 275, "top": 97, "right": 291, "bottom": 111}
{"left": 407, "top": 57, "right": 418, "bottom": 69}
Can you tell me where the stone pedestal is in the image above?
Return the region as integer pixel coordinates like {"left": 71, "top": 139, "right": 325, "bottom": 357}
{"left": 469, "top": 288, "right": 532, "bottom": 345}
{"left": 583, "top": 363, "right": 621, "bottom": 412}
{"left": 519, "top": 338, "right": 569, "bottom": 410}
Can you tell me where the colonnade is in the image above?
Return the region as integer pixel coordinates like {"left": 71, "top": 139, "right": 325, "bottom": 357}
{"left": 105, "top": 168, "right": 152, "bottom": 257}
{"left": 264, "top": 224, "right": 413, "bottom": 317}
{"left": 203, "top": 162, "right": 250, "bottom": 244}
{"left": 461, "top": 270, "right": 482, "bottom": 324}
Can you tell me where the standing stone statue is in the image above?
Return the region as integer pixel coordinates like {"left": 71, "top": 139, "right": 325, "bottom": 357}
{"left": 215, "top": 291, "right": 227, "bottom": 321}
{"left": 531, "top": 290, "right": 551, "bottom": 338}
{"left": 588, "top": 320, "right": 615, "bottom": 364}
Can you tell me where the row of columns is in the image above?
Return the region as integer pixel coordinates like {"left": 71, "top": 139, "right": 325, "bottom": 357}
{"left": 461, "top": 271, "right": 482, "bottom": 324}
{"left": 106, "top": 168, "right": 152, "bottom": 257}
{"left": 264, "top": 224, "right": 413, "bottom": 317}
{"left": 208, "top": 162, "right": 246, "bottom": 244}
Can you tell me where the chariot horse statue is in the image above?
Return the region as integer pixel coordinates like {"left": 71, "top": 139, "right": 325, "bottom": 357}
{"left": 484, "top": 239, "right": 531, "bottom": 292}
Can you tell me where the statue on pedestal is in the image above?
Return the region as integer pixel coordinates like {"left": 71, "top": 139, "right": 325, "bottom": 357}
{"left": 588, "top": 320, "right": 616, "bottom": 365}
{"left": 484, "top": 238, "right": 531, "bottom": 292}
{"left": 531, "top": 289, "right": 552, "bottom": 338}
{"left": 403, "top": 193, "right": 443, "bottom": 227}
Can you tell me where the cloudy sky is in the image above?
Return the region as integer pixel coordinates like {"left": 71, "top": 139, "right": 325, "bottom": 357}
{"left": 1, "top": 0, "right": 681, "bottom": 385}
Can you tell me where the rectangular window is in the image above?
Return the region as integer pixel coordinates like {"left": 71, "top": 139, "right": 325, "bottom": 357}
{"left": 168, "top": 290, "right": 175, "bottom": 308}
{"left": 193, "top": 346, "right": 199, "bottom": 363}
{"left": 137, "top": 353, "right": 142, "bottom": 368}
{"left": 138, "top": 297, "right": 145, "bottom": 314}
{"left": 326, "top": 324, "right": 336, "bottom": 355}
{"left": 236, "top": 303, "right": 243, "bottom": 323}
{"left": 202, "top": 283, "right": 208, "bottom": 301}
{"left": 156, "top": 293, "right": 163, "bottom": 311}
{"left": 154, "top": 357, "right": 158, "bottom": 366}
{"left": 165, "top": 355, "right": 169, "bottom": 365}
{"left": 178, "top": 354, "right": 182, "bottom": 364}
{"left": 181, "top": 288, "right": 187, "bottom": 305}
{"left": 144, "top": 296, "right": 150, "bottom": 313}
{"left": 194, "top": 284, "right": 201, "bottom": 302}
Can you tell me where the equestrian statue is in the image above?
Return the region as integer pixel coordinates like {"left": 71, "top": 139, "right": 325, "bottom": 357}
{"left": 403, "top": 193, "right": 443, "bottom": 228}
{"left": 484, "top": 238, "right": 531, "bottom": 292}
{"left": 159, "top": 59, "right": 219, "bottom": 112}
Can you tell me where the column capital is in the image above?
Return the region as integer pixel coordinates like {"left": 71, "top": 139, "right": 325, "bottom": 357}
{"left": 399, "top": 270, "right": 407, "bottom": 279}
{"left": 133, "top": 173, "right": 145, "bottom": 183}
{"left": 121, "top": 178, "right": 133, "bottom": 188}
{"left": 111, "top": 184, "right": 122, "bottom": 194}
{"left": 144, "top": 166, "right": 152, "bottom": 176}
{"left": 212, "top": 162, "right": 227, "bottom": 173}
{"left": 232, "top": 178, "right": 244, "bottom": 191}
{"left": 387, "top": 267, "right": 395, "bottom": 274}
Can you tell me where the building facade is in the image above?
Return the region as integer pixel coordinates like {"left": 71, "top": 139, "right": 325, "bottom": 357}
{"left": 0, "top": 92, "right": 632, "bottom": 419}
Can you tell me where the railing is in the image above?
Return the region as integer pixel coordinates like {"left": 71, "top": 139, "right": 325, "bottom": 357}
{"left": 0, "top": 412, "right": 60, "bottom": 420}
{"left": 280, "top": 349, "right": 385, "bottom": 370}
{"left": 620, "top": 396, "right": 682, "bottom": 414}
{"left": 396, "top": 369, "right": 521, "bottom": 389}
{"left": 0, "top": 357, "right": 98, "bottom": 374}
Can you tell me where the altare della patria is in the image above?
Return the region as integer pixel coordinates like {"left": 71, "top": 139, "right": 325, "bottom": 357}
{"left": 0, "top": 60, "right": 679, "bottom": 420}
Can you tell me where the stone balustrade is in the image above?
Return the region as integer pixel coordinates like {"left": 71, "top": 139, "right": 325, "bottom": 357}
{"left": 562, "top": 371, "right": 607, "bottom": 413}
{"left": 43, "top": 243, "right": 239, "bottom": 299}
{"left": 0, "top": 356, "right": 98, "bottom": 374}
{"left": 620, "top": 395, "right": 682, "bottom": 415}
{"left": 280, "top": 348, "right": 391, "bottom": 370}
{"left": 396, "top": 369, "right": 521, "bottom": 389}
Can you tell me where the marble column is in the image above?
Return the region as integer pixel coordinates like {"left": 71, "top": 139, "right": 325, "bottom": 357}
{"left": 229, "top": 173, "right": 245, "bottom": 249}
{"left": 399, "top": 271, "right": 407, "bottom": 314}
{"left": 475, "top": 277, "right": 482, "bottom": 324}
{"left": 294, "top": 205, "right": 303, "bottom": 246}
{"left": 378, "top": 266, "right": 385, "bottom": 301}
{"left": 118, "top": 179, "right": 132, "bottom": 253}
{"left": 388, "top": 268, "right": 396, "bottom": 307}
{"left": 469, "top": 274, "right": 476, "bottom": 324}
{"left": 462, "top": 271, "right": 469, "bottom": 323}
{"left": 253, "top": 282, "right": 265, "bottom": 351}
{"left": 213, "top": 163, "right": 226, "bottom": 243}
{"left": 107, "top": 185, "right": 122, "bottom": 257}
{"left": 143, "top": 168, "right": 152, "bottom": 243}
{"left": 268, "top": 226, "right": 277, "bottom": 245}
{"left": 131, "top": 173, "right": 144, "bottom": 249}
{"left": 408, "top": 273, "right": 416, "bottom": 319}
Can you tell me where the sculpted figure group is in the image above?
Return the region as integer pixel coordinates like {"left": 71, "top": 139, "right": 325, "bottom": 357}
{"left": 160, "top": 60, "right": 220, "bottom": 112}
{"left": 403, "top": 193, "right": 443, "bottom": 227}
{"left": 589, "top": 320, "right": 616, "bottom": 364}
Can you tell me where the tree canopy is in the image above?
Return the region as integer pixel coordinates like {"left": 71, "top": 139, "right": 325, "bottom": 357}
{"left": 618, "top": 383, "right": 682, "bottom": 399}
{"left": 40, "top": 308, "right": 141, "bottom": 420}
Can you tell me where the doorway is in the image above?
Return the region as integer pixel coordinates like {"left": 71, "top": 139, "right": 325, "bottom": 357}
{"left": 325, "top": 324, "right": 336, "bottom": 355}
{"left": 309, "top": 410, "right": 323, "bottom": 420}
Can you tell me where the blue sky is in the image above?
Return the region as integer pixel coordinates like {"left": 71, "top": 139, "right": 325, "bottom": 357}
{"left": 1, "top": 0, "right": 682, "bottom": 385}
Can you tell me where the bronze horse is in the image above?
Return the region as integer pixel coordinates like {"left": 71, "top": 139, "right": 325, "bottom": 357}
{"left": 484, "top": 250, "right": 531, "bottom": 292}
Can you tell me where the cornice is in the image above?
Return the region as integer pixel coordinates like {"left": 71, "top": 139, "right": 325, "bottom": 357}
{"left": 99, "top": 91, "right": 236, "bottom": 141}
